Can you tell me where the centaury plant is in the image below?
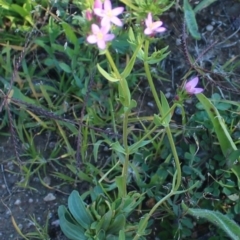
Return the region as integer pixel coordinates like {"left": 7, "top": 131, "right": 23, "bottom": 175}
{"left": 57, "top": 0, "right": 240, "bottom": 239}
{"left": 1, "top": 0, "right": 240, "bottom": 239}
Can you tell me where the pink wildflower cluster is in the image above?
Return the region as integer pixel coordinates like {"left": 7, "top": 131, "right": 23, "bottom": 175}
{"left": 144, "top": 13, "right": 166, "bottom": 36}
{"left": 86, "top": 0, "right": 124, "bottom": 50}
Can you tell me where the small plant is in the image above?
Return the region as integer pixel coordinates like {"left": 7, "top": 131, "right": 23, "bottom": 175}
{"left": 58, "top": 189, "right": 144, "bottom": 239}
{"left": 1, "top": 0, "right": 240, "bottom": 239}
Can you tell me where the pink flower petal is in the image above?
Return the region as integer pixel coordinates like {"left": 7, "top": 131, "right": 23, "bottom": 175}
{"left": 94, "top": 0, "right": 102, "bottom": 9}
{"left": 112, "top": 7, "right": 124, "bottom": 16}
{"left": 147, "top": 13, "right": 152, "bottom": 23}
{"left": 104, "top": 33, "right": 115, "bottom": 41}
{"left": 110, "top": 16, "right": 123, "bottom": 26}
{"left": 152, "top": 21, "right": 163, "bottom": 30}
{"left": 91, "top": 24, "right": 100, "bottom": 34}
{"left": 101, "top": 23, "right": 111, "bottom": 34}
{"left": 144, "top": 28, "right": 153, "bottom": 35}
{"left": 97, "top": 39, "right": 106, "bottom": 50}
{"left": 193, "top": 88, "right": 204, "bottom": 94}
{"left": 156, "top": 27, "right": 166, "bottom": 33}
{"left": 186, "top": 77, "right": 199, "bottom": 88}
{"left": 94, "top": 8, "right": 103, "bottom": 17}
{"left": 104, "top": 0, "right": 112, "bottom": 11}
{"left": 87, "top": 35, "right": 97, "bottom": 44}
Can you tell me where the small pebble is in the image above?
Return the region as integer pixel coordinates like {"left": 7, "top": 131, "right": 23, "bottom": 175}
{"left": 175, "top": 107, "right": 182, "bottom": 115}
{"left": 206, "top": 25, "right": 213, "bottom": 31}
{"left": 176, "top": 38, "right": 181, "bottom": 46}
{"left": 51, "top": 219, "right": 60, "bottom": 227}
{"left": 28, "top": 198, "right": 34, "bottom": 203}
{"left": 185, "top": 99, "right": 193, "bottom": 104}
{"left": 14, "top": 199, "right": 21, "bottom": 205}
{"left": 44, "top": 193, "right": 56, "bottom": 202}
{"left": 43, "top": 176, "right": 51, "bottom": 186}
{"left": 147, "top": 102, "right": 154, "bottom": 108}
{"left": 165, "top": 92, "right": 171, "bottom": 99}
{"left": 103, "top": 146, "right": 109, "bottom": 151}
{"left": 169, "top": 12, "right": 176, "bottom": 19}
{"left": 18, "top": 224, "right": 23, "bottom": 230}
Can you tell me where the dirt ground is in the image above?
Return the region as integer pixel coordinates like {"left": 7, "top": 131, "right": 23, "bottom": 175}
{"left": 1, "top": 0, "right": 240, "bottom": 239}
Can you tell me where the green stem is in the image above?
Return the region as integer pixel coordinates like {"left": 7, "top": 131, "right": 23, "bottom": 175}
{"left": 132, "top": 39, "right": 183, "bottom": 235}
{"left": 133, "top": 180, "right": 200, "bottom": 240}
{"left": 143, "top": 39, "right": 181, "bottom": 190}
{"left": 133, "top": 191, "right": 174, "bottom": 240}
{"left": 105, "top": 49, "right": 130, "bottom": 197}
{"left": 122, "top": 111, "right": 129, "bottom": 197}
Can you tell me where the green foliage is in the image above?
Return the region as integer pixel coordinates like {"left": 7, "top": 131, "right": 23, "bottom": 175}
{"left": 183, "top": 0, "right": 201, "bottom": 40}
{"left": 1, "top": 0, "right": 240, "bottom": 240}
{"left": 182, "top": 203, "right": 240, "bottom": 240}
{"left": 58, "top": 189, "right": 145, "bottom": 239}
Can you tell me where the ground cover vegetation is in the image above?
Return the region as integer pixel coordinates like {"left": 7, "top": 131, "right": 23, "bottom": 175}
{"left": 0, "top": 0, "right": 240, "bottom": 239}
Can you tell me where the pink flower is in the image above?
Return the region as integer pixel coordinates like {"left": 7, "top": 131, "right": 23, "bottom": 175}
{"left": 184, "top": 77, "right": 204, "bottom": 95}
{"left": 144, "top": 13, "right": 166, "bottom": 36}
{"left": 94, "top": 0, "right": 102, "bottom": 9}
{"left": 94, "top": 0, "right": 124, "bottom": 27}
{"left": 86, "top": 23, "right": 115, "bottom": 50}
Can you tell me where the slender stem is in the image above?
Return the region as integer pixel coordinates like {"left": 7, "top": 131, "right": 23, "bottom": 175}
{"left": 133, "top": 191, "right": 174, "bottom": 240}
{"left": 122, "top": 111, "right": 129, "bottom": 197}
{"left": 143, "top": 41, "right": 163, "bottom": 113}
{"left": 165, "top": 127, "right": 181, "bottom": 190}
{"left": 142, "top": 39, "right": 182, "bottom": 211}
{"left": 133, "top": 180, "right": 200, "bottom": 240}
{"left": 105, "top": 49, "right": 130, "bottom": 197}
{"left": 143, "top": 40, "right": 181, "bottom": 188}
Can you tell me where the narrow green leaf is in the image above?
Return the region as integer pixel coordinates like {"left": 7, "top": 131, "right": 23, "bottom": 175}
{"left": 118, "top": 78, "right": 131, "bottom": 107}
{"left": 147, "top": 46, "right": 170, "bottom": 64}
{"left": 66, "top": 164, "right": 93, "bottom": 182}
{"left": 12, "top": 87, "right": 35, "bottom": 105}
{"left": 121, "top": 41, "right": 142, "bottom": 78}
{"left": 96, "top": 210, "right": 113, "bottom": 232}
{"left": 61, "top": 22, "right": 78, "bottom": 46}
{"left": 11, "top": 4, "right": 34, "bottom": 26}
{"left": 97, "top": 64, "right": 119, "bottom": 82}
{"left": 182, "top": 203, "right": 240, "bottom": 240}
{"left": 116, "top": 176, "right": 125, "bottom": 198}
{"left": 194, "top": 0, "right": 218, "bottom": 13}
{"left": 68, "top": 190, "right": 93, "bottom": 229}
{"left": 59, "top": 62, "right": 72, "bottom": 73}
{"left": 136, "top": 214, "right": 148, "bottom": 237}
{"left": 231, "top": 165, "right": 240, "bottom": 189}
{"left": 196, "top": 94, "right": 237, "bottom": 163}
{"left": 93, "top": 140, "right": 104, "bottom": 162}
{"left": 111, "top": 141, "right": 126, "bottom": 154}
{"left": 129, "top": 140, "right": 151, "bottom": 154}
{"left": 160, "top": 91, "right": 171, "bottom": 126}
{"left": 108, "top": 214, "right": 126, "bottom": 234}
{"left": 184, "top": 0, "right": 201, "bottom": 40}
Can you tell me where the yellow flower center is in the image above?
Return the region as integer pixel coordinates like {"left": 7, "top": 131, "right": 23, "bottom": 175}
{"left": 97, "top": 32, "right": 103, "bottom": 40}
